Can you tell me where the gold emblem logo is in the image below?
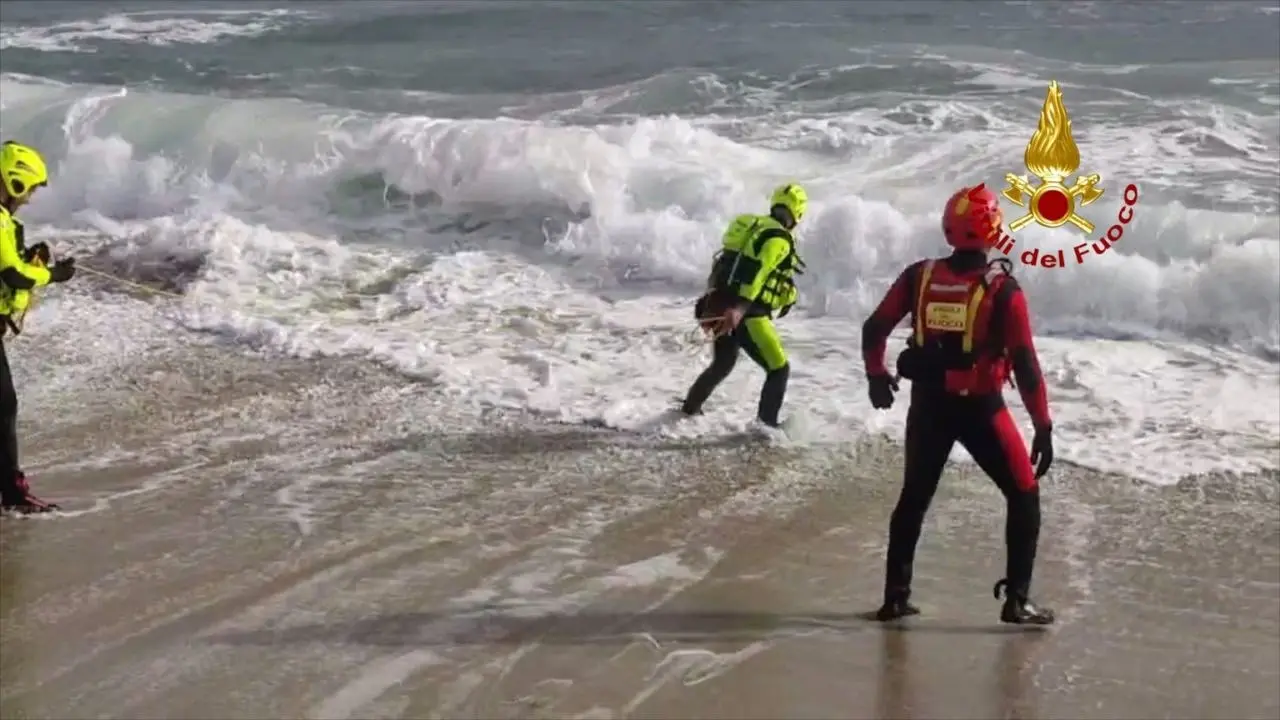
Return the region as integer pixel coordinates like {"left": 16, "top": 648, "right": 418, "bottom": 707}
{"left": 1001, "top": 81, "right": 1104, "bottom": 233}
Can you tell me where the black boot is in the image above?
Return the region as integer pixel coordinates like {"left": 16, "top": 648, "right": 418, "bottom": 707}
{"left": 993, "top": 579, "right": 1054, "bottom": 625}
{"left": 874, "top": 586, "right": 921, "bottom": 621}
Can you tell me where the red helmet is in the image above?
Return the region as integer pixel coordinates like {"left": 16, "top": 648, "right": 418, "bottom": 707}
{"left": 942, "top": 184, "right": 1003, "bottom": 251}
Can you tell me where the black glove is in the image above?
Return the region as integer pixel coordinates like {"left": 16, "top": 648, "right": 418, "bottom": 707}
{"left": 1030, "top": 425, "right": 1054, "bottom": 479}
{"left": 24, "top": 242, "right": 50, "bottom": 265}
{"left": 868, "top": 373, "right": 898, "bottom": 410}
{"left": 777, "top": 303, "right": 793, "bottom": 319}
{"left": 49, "top": 257, "right": 76, "bottom": 283}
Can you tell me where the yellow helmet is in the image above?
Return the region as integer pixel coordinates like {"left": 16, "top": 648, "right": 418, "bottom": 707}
{"left": 769, "top": 183, "right": 808, "bottom": 223}
{"left": 0, "top": 141, "right": 49, "bottom": 201}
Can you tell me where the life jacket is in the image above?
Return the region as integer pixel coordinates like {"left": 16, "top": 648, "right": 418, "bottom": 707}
{"left": 0, "top": 203, "right": 30, "bottom": 315}
{"left": 0, "top": 206, "right": 37, "bottom": 330}
{"left": 905, "top": 257, "right": 1015, "bottom": 396}
{"left": 704, "top": 213, "right": 804, "bottom": 315}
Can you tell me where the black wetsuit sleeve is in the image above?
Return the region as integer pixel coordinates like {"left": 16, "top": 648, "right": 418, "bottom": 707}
{"left": 1003, "top": 284, "right": 1052, "bottom": 430}
{"left": 861, "top": 262, "right": 921, "bottom": 377}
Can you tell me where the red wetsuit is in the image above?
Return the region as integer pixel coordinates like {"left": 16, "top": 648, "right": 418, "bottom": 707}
{"left": 861, "top": 251, "right": 1051, "bottom": 605}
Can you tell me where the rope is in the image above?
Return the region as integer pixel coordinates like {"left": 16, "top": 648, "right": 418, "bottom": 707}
{"left": 11, "top": 262, "right": 192, "bottom": 335}
{"left": 76, "top": 263, "right": 185, "bottom": 298}
{"left": 75, "top": 263, "right": 391, "bottom": 301}
{"left": 24, "top": 262, "right": 723, "bottom": 356}
{"left": 681, "top": 314, "right": 731, "bottom": 352}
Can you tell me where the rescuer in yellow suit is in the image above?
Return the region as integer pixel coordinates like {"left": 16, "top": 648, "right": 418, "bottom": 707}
{"left": 0, "top": 141, "right": 76, "bottom": 513}
{"left": 681, "top": 183, "right": 808, "bottom": 428}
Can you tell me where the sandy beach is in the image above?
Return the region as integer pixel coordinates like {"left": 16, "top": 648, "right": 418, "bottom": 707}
{"left": 2, "top": 1, "right": 1277, "bottom": 718}
{"left": 1, "top": 341, "right": 1276, "bottom": 720}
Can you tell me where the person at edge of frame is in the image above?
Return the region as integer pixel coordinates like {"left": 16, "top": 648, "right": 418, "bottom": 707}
{"left": 0, "top": 141, "right": 77, "bottom": 515}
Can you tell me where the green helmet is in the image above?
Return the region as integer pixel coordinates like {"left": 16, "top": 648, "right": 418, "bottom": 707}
{"left": 770, "top": 183, "right": 808, "bottom": 223}
{"left": 0, "top": 141, "right": 49, "bottom": 200}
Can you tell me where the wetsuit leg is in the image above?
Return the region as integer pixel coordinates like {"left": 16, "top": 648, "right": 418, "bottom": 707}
{"left": 681, "top": 334, "right": 739, "bottom": 415}
{"left": 884, "top": 398, "right": 958, "bottom": 598}
{"left": 0, "top": 337, "right": 20, "bottom": 502}
{"left": 735, "top": 316, "right": 789, "bottom": 426}
{"left": 958, "top": 405, "right": 1041, "bottom": 598}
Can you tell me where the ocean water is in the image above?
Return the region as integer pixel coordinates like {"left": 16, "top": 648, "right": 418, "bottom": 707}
{"left": 1, "top": 0, "right": 1278, "bottom": 484}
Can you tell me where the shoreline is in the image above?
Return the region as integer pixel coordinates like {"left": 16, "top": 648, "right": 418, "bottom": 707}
{"left": 1, "top": 342, "right": 1277, "bottom": 719}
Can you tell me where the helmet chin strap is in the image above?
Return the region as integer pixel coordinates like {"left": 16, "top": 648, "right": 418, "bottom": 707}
{"left": 770, "top": 204, "right": 796, "bottom": 229}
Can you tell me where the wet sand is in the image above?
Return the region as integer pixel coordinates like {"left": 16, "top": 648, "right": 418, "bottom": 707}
{"left": 2, "top": 344, "right": 1278, "bottom": 719}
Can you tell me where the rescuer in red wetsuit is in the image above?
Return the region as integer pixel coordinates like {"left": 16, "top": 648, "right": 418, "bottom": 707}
{"left": 861, "top": 183, "right": 1055, "bottom": 625}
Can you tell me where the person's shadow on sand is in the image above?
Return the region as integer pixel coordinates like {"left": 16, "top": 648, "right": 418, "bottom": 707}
{"left": 209, "top": 608, "right": 1045, "bottom": 718}
{"left": 208, "top": 607, "right": 1048, "bottom": 648}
